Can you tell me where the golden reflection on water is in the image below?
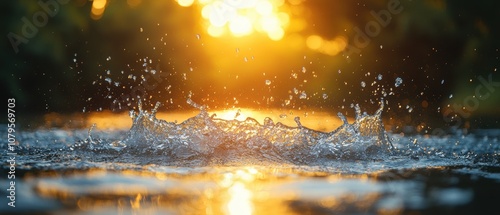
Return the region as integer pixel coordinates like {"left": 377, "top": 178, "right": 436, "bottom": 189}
{"left": 227, "top": 182, "right": 252, "bottom": 215}
{"left": 27, "top": 166, "right": 401, "bottom": 214}
{"left": 222, "top": 167, "right": 258, "bottom": 215}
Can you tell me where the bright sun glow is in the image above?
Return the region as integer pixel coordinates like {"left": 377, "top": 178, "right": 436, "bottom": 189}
{"left": 177, "top": 0, "right": 289, "bottom": 40}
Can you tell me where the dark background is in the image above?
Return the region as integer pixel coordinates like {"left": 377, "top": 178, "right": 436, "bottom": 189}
{"left": 1, "top": 0, "right": 499, "bottom": 132}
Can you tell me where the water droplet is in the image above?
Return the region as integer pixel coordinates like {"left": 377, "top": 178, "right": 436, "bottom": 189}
{"left": 380, "top": 45, "right": 383, "bottom": 49}
{"left": 395, "top": 77, "right": 403, "bottom": 87}
{"left": 361, "top": 81, "right": 366, "bottom": 88}
{"left": 322, "top": 93, "right": 328, "bottom": 100}
{"left": 299, "top": 91, "right": 307, "bottom": 99}
{"left": 377, "top": 74, "right": 383, "bottom": 80}
{"left": 196, "top": 34, "right": 201, "bottom": 40}
{"left": 234, "top": 109, "right": 241, "bottom": 119}
{"left": 449, "top": 94, "right": 453, "bottom": 98}
{"left": 294, "top": 116, "right": 303, "bottom": 127}
{"left": 106, "top": 56, "right": 111, "bottom": 61}
{"left": 265, "top": 80, "right": 272, "bottom": 85}
{"left": 441, "top": 80, "right": 445, "bottom": 84}
{"left": 302, "top": 67, "right": 307, "bottom": 73}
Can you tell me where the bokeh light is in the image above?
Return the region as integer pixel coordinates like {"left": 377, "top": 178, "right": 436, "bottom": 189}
{"left": 306, "top": 35, "right": 348, "bottom": 56}
{"left": 177, "top": 0, "right": 289, "bottom": 40}
{"left": 91, "top": 0, "right": 107, "bottom": 20}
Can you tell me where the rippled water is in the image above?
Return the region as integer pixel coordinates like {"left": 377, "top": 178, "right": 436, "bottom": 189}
{"left": 1, "top": 100, "right": 499, "bottom": 214}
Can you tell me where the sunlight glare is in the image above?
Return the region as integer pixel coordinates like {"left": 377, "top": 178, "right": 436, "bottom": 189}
{"left": 229, "top": 16, "right": 254, "bottom": 36}
{"left": 256, "top": 1, "right": 273, "bottom": 15}
{"left": 223, "top": 167, "right": 258, "bottom": 215}
{"left": 227, "top": 182, "right": 252, "bottom": 215}
{"left": 214, "top": 109, "right": 248, "bottom": 121}
{"left": 208, "top": 25, "right": 226, "bottom": 37}
{"left": 178, "top": 0, "right": 290, "bottom": 40}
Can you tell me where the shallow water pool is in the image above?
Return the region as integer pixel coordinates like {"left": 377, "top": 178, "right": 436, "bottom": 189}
{"left": 1, "top": 107, "right": 499, "bottom": 215}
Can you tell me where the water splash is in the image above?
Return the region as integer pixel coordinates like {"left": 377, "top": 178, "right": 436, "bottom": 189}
{"left": 90, "top": 99, "right": 394, "bottom": 164}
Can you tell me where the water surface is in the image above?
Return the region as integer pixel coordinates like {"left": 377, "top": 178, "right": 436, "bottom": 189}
{"left": 1, "top": 102, "right": 499, "bottom": 214}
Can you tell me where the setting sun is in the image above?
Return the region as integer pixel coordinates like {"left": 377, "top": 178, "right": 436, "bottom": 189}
{"left": 177, "top": 0, "right": 289, "bottom": 40}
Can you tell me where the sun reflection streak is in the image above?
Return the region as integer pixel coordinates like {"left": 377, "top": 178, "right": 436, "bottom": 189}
{"left": 220, "top": 167, "right": 259, "bottom": 215}
{"left": 27, "top": 167, "right": 400, "bottom": 214}
{"left": 227, "top": 182, "right": 253, "bottom": 215}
